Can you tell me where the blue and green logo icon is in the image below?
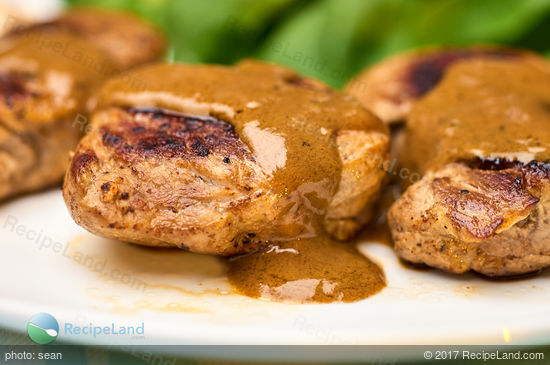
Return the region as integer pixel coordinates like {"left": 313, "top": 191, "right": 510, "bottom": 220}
{"left": 27, "top": 313, "right": 58, "bottom": 344}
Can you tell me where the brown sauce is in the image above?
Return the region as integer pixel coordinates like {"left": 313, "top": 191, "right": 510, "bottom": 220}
{"left": 406, "top": 48, "right": 522, "bottom": 97}
{"left": 404, "top": 59, "right": 550, "bottom": 174}
{"left": 0, "top": 30, "right": 116, "bottom": 110}
{"left": 227, "top": 236, "right": 385, "bottom": 304}
{"left": 95, "top": 61, "right": 387, "bottom": 304}
{"left": 0, "top": 30, "right": 112, "bottom": 73}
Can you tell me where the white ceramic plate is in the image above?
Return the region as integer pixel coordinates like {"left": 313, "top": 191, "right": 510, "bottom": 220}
{"left": 1, "top": 189, "right": 549, "bottom": 360}
{"left": 0, "top": 1, "right": 549, "bottom": 360}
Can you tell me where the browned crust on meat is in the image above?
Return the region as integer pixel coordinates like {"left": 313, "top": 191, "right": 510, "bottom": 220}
{"left": 100, "top": 108, "right": 253, "bottom": 162}
{"left": 70, "top": 149, "right": 98, "bottom": 181}
{"left": 63, "top": 106, "right": 273, "bottom": 255}
{"left": 0, "top": 73, "right": 34, "bottom": 106}
{"left": 388, "top": 161, "right": 550, "bottom": 276}
{"left": 432, "top": 169, "right": 539, "bottom": 239}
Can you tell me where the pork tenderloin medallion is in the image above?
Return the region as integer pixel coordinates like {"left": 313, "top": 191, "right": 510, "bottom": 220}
{"left": 8, "top": 7, "right": 166, "bottom": 69}
{"left": 387, "top": 58, "right": 550, "bottom": 276}
{"left": 0, "top": 32, "right": 116, "bottom": 201}
{"left": 345, "top": 45, "right": 550, "bottom": 124}
{"left": 63, "top": 60, "right": 390, "bottom": 255}
{"left": 0, "top": 8, "right": 165, "bottom": 201}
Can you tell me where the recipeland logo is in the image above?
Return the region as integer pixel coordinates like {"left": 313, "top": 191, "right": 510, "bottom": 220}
{"left": 28, "top": 313, "right": 145, "bottom": 343}
{"left": 27, "top": 313, "right": 59, "bottom": 344}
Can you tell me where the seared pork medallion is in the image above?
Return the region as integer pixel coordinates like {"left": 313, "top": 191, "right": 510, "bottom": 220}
{"left": 345, "top": 46, "right": 550, "bottom": 124}
{"left": 64, "top": 60, "right": 389, "bottom": 254}
{"left": 0, "top": 32, "right": 116, "bottom": 201}
{"left": 63, "top": 61, "right": 389, "bottom": 302}
{"left": 0, "top": 9, "right": 165, "bottom": 201}
{"left": 10, "top": 8, "right": 166, "bottom": 69}
{"left": 387, "top": 58, "right": 550, "bottom": 276}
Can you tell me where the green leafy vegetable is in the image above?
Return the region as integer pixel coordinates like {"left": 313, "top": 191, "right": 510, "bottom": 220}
{"left": 65, "top": 0, "right": 550, "bottom": 88}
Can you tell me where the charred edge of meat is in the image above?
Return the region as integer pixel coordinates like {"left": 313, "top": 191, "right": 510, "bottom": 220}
{"left": 406, "top": 49, "right": 521, "bottom": 97}
{"left": 70, "top": 149, "right": 99, "bottom": 179}
{"left": 466, "top": 157, "right": 550, "bottom": 181}
{"left": 433, "top": 159, "right": 545, "bottom": 239}
{"left": 0, "top": 73, "right": 36, "bottom": 107}
{"left": 283, "top": 74, "right": 328, "bottom": 91}
{"left": 100, "top": 107, "right": 252, "bottom": 161}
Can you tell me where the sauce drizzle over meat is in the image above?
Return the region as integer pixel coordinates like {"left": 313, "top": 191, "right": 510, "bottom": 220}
{"left": 85, "top": 62, "right": 389, "bottom": 303}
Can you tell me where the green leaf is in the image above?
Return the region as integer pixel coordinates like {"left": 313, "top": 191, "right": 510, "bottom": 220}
{"left": 65, "top": 0, "right": 550, "bottom": 87}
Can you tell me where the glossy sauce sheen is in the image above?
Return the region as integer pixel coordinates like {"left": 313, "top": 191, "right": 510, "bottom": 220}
{"left": 96, "top": 61, "right": 387, "bottom": 303}
{"left": 404, "top": 59, "right": 550, "bottom": 174}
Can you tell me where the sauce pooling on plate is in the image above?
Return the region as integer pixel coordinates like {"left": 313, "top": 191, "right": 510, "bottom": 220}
{"left": 228, "top": 236, "right": 385, "bottom": 304}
